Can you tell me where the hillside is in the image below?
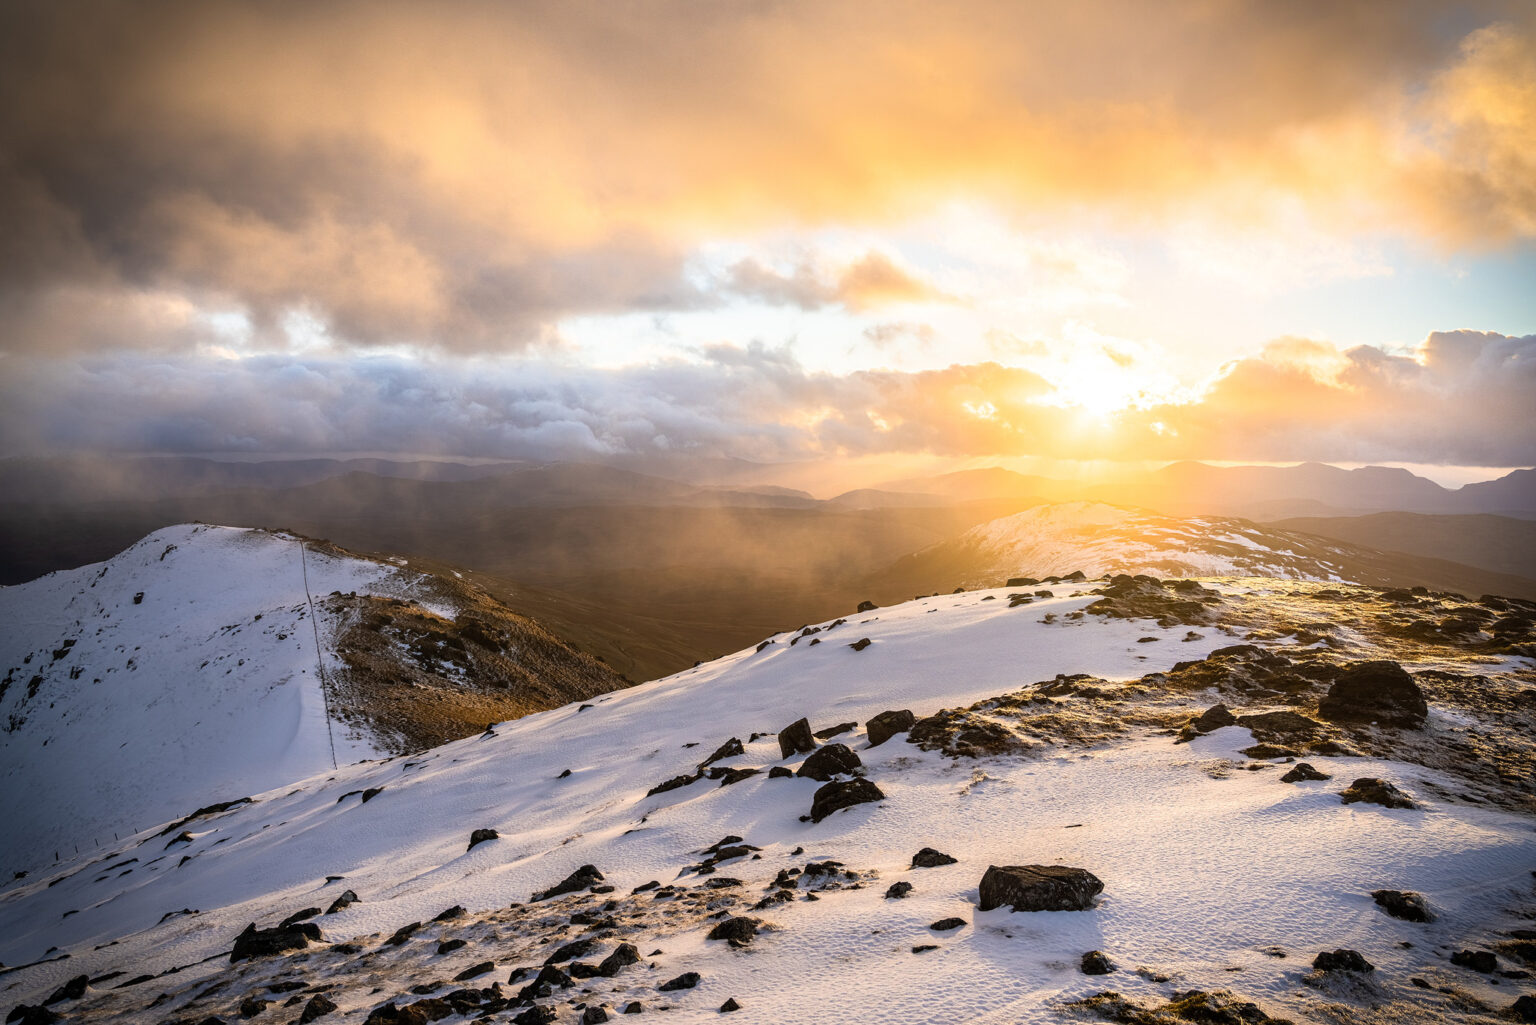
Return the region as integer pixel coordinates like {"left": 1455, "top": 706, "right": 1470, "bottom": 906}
{"left": 0, "top": 525, "right": 625, "bottom": 876}
{"left": 866, "top": 502, "right": 1536, "bottom": 601}
{"left": 1272, "top": 513, "right": 1536, "bottom": 583}
{"left": 1, "top": 575, "right": 1533, "bottom": 1024}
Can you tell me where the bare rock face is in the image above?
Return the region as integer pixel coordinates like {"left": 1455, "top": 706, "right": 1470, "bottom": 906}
{"left": 978, "top": 865, "right": 1103, "bottom": 912}
{"left": 778, "top": 718, "right": 816, "bottom": 758}
{"left": 1318, "top": 660, "right": 1428, "bottom": 728}
{"left": 808, "top": 778, "right": 885, "bottom": 823}
{"left": 866, "top": 709, "right": 916, "bottom": 747}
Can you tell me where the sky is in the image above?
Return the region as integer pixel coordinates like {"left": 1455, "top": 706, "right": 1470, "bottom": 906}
{"left": 0, "top": 0, "right": 1533, "bottom": 478}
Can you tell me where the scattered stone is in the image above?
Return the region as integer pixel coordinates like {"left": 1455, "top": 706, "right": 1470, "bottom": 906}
{"left": 4, "top": 1007, "right": 58, "bottom": 1025}
{"left": 717, "top": 767, "right": 760, "bottom": 787}
{"left": 657, "top": 972, "right": 701, "bottom": 992}
{"left": 299, "top": 995, "right": 337, "bottom": 1023}
{"left": 1280, "top": 763, "right": 1331, "bottom": 783}
{"left": 849, "top": 638, "right": 873, "bottom": 651}
{"left": 361, "top": 787, "right": 384, "bottom": 803}
{"left": 597, "top": 943, "right": 640, "bottom": 977}
{"left": 813, "top": 721, "right": 857, "bottom": 740}
{"left": 1451, "top": 949, "right": 1498, "bottom": 973}
{"left": 1339, "top": 778, "right": 1417, "bottom": 809}
{"left": 929, "top": 918, "right": 965, "bottom": 931}
{"left": 908, "top": 710, "right": 1026, "bottom": 758}
{"left": 1371, "top": 889, "right": 1432, "bottom": 923}
{"left": 384, "top": 921, "right": 423, "bottom": 947}
{"left": 796, "top": 743, "right": 861, "bottom": 781}
{"left": 582, "top": 1006, "right": 611, "bottom": 1024}
{"left": 239, "top": 997, "right": 270, "bottom": 1018}
{"left": 866, "top": 709, "right": 916, "bottom": 747}
{"left": 325, "top": 890, "right": 359, "bottom": 914}
{"left": 512, "top": 1007, "right": 557, "bottom": 1025}
{"left": 647, "top": 772, "right": 702, "bottom": 796}
{"left": 911, "top": 944, "right": 939, "bottom": 954}
{"left": 466, "top": 828, "right": 499, "bottom": 851}
{"left": 437, "top": 938, "right": 467, "bottom": 955}
{"left": 1081, "top": 950, "right": 1116, "bottom": 975}
{"left": 699, "top": 738, "right": 744, "bottom": 768}
{"left": 978, "top": 865, "right": 1103, "bottom": 912}
{"left": 857, "top": 600, "right": 878, "bottom": 612}
{"left": 885, "top": 881, "right": 913, "bottom": 899}
{"left": 1312, "top": 949, "right": 1374, "bottom": 973}
{"left": 230, "top": 922, "right": 320, "bottom": 962}
{"left": 622, "top": 1002, "right": 644, "bottom": 1014}
{"left": 545, "top": 939, "right": 597, "bottom": 964}
{"left": 768, "top": 766, "right": 793, "bottom": 779}
{"left": 432, "top": 904, "right": 465, "bottom": 922}
{"left": 1318, "top": 660, "right": 1428, "bottom": 728}
{"left": 452, "top": 962, "right": 495, "bottom": 982}
{"left": 531, "top": 864, "right": 604, "bottom": 902}
{"left": 42, "top": 975, "right": 88, "bottom": 1005}
{"left": 279, "top": 907, "right": 321, "bottom": 928}
{"left": 719, "top": 997, "right": 741, "bottom": 1013}
{"left": 1511, "top": 994, "right": 1536, "bottom": 1022}
{"left": 1235, "top": 710, "right": 1323, "bottom": 736}
{"left": 707, "top": 917, "right": 761, "bottom": 947}
{"left": 778, "top": 718, "right": 816, "bottom": 758}
{"left": 1193, "top": 703, "right": 1237, "bottom": 732}
{"left": 809, "top": 778, "right": 885, "bottom": 823}
{"left": 911, "top": 848, "right": 956, "bottom": 868}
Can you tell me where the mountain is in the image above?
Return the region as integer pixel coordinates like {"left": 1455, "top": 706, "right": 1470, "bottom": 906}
{"left": 1272, "top": 512, "right": 1536, "bottom": 582}
{"left": 0, "top": 525, "right": 625, "bottom": 875}
{"left": 865, "top": 502, "right": 1536, "bottom": 600}
{"left": 1, "top": 577, "right": 1532, "bottom": 1023}
{"left": 1455, "top": 468, "right": 1536, "bottom": 518}
{"left": 874, "top": 466, "right": 1072, "bottom": 502}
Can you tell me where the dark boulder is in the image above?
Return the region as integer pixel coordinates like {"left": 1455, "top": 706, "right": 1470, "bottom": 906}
{"left": 885, "top": 881, "right": 913, "bottom": 899}
{"left": 299, "top": 995, "right": 337, "bottom": 1023}
{"left": 512, "top": 1007, "right": 557, "bottom": 1025}
{"left": 911, "top": 848, "right": 956, "bottom": 868}
{"left": 1451, "top": 949, "right": 1498, "bottom": 973}
{"left": 647, "top": 772, "right": 702, "bottom": 796}
{"left": 239, "top": 997, "right": 270, "bottom": 1018}
{"left": 230, "top": 921, "right": 320, "bottom": 962}
{"left": 857, "top": 600, "right": 878, "bottom": 612}
{"left": 778, "top": 718, "right": 815, "bottom": 758}
{"left": 929, "top": 918, "right": 965, "bottom": 931}
{"left": 1280, "top": 763, "right": 1331, "bottom": 783}
{"left": 514, "top": 965, "right": 573, "bottom": 1002}
{"left": 657, "top": 972, "right": 701, "bottom": 992}
{"left": 452, "top": 962, "right": 495, "bottom": 982}
{"left": 978, "top": 865, "right": 1102, "bottom": 912}
{"left": 42, "top": 976, "right": 88, "bottom": 1005}
{"left": 699, "top": 738, "right": 744, "bottom": 768}
{"left": 706, "top": 917, "right": 760, "bottom": 947}
{"left": 582, "top": 1006, "right": 610, "bottom": 1024}
{"left": 1318, "top": 660, "right": 1428, "bottom": 728}
{"left": 466, "top": 828, "right": 499, "bottom": 851}
{"left": 1339, "top": 778, "right": 1417, "bottom": 809}
{"left": 325, "top": 889, "right": 359, "bottom": 914}
{"left": 1512, "top": 994, "right": 1536, "bottom": 1022}
{"left": 545, "top": 939, "right": 596, "bottom": 964}
{"left": 1193, "top": 704, "right": 1237, "bottom": 732}
{"left": 5, "top": 1008, "right": 58, "bottom": 1025}
{"left": 531, "top": 865, "right": 604, "bottom": 902}
{"left": 437, "top": 938, "right": 467, "bottom": 955}
{"left": 1312, "top": 949, "right": 1374, "bottom": 973}
{"left": 809, "top": 778, "right": 885, "bottom": 823}
{"left": 796, "top": 743, "right": 861, "bottom": 781}
{"left": 1235, "top": 710, "right": 1322, "bottom": 736}
{"left": 1080, "top": 950, "right": 1116, "bottom": 975}
{"left": 1371, "top": 889, "right": 1432, "bottom": 923}
{"left": 866, "top": 709, "right": 916, "bottom": 747}
{"left": 720, "top": 997, "right": 741, "bottom": 1013}
{"left": 597, "top": 943, "right": 640, "bottom": 977}
{"left": 849, "top": 638, "right": 873, "bottom": 651}
{"left": 768, "top": 766, "right": 793, "bottom": 779}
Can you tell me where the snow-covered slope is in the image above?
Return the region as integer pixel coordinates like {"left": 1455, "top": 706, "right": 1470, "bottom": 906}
{"left": 0, "top": 525, "right": 623, "bottom": 877}
{"left": 2, "top": 576, "right": 1533, "bottom": 1024}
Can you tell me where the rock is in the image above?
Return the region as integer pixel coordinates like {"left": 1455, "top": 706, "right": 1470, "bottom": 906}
{"left": 908, "top": 711, "right": 1025, "bottom": 758}
{"left": 699, "top": 738, "right": 744, "bottom": 767}
{"left": 911, "top": 848, "right": 956, "bottom": 868}
{"left": 514, "top": 965, "right": 573, "bottom": 1002}
{"left": 1193, "top": 703, "right": 1237, "bottom": 732}
{"left": 453, "top": 962, "right": 495, "bottom": 981}
{"left": 1512, "top": 994, "right": 1536, "bottom": 1022}
{"left": 597, "top": 942, "right": 640, "bottom": 977}
{"left": 531, "top": 864, "right": 604, "bottom": 902}
{"left": 546, "top": 939, "right": 597, "bottom": 964}
{"left": 512, "top": 1007, "right": 557, "bottom": 1025}
{"left": 299, "top": 996, "right": 337, "bottom": 1023}
{"left": 4, "top": 1008, "right": 58, "bottom": 1025}
{"left": 42, "top": 976, "right": 88, "bottom": 1005}
{"left": 857, "top": 600, "right": 878, "bottom": 612}
{"left": 977, "top": 865, "right": 1103, "bottom": 912}
{"left": 778, "top": 718, "right": 815, "bottom": 758}
{"left": 1080, "top": 950, "right": 1116, "bottom": 975}
{"left": 707, "top": 917, "right": 760, "bottom": 947}
{"left": 813, "top": 721, "right": 858, "bottom": 740}
{"left": 719, "top": 998, "right": 741, "bottom": 1013}
{"left": 230, "top": 921, "right": 320, "bottom": 962}
{"left": 582, "top": 1006, "right": 610, "bottom": 1024}
{"left": 325, "top": 889, "right": 359, "bottom": 914}
{"left": 657, "top": 972, "right": 701, "bottom": 992}
{"left": 1235, "top": 710, "right": 1322, "bottom": 735}
{"left": 1318, "top": 660, "right": 1428, "bottom": 727}
{"left": 849, "top": 638, "right": 873, "bottom": 651}
{"left": 911, "top": 944, "right": 939, "bottom": 954}
{"left": 647, "top": 772, "right": 702, "bottom": 796}
{"left": 1339, "top": 778, "right": 1417, "bottom": 809}
{"left": 929, "top": 917, "right": 965, "bottom": 931}
{"left": 279, "top": 907, "right": 322, "bottom": 928}
{"left": 437, "top": 938, "right": 467, "bottom": 955}
{"left": 1312, "top": 949, "right": 1374, "bottom": 973}
{"left": 466, "top": 828, "right": 499, "bottom": 851}
{"left": 768, "top": 766, "right": 793, "bottom": 779}
{"left": 796, "top": 743, "right": 861, "bottom": 780}
{"left": 885, "top": 881, "right": 913, "bottom": 899}
{"left": 866, "top": 709, "right": 916, "bottom": 747}
{"left": 361, "top": 787, "right": 384, "bottom": 803}
{"left": 239, "top": 997, "right": 271, "bottom": 1018}
{"left": 1451, "top": 949, "right": 1498, "bottom": 973}
{"left": 432, "top": 904, "right": 465, "bottom": 922}
{"left": 1280, "top": 763, "right": 1331, "bottom": 783}
{"left": 622, "top": 1003, "right": 644, "bottom": 1014}
{"left": 1371, "top": 889, "right": 1432, "bottom": 923}
{"left": 809, "top": 778, "right": 885, "bottom": 823}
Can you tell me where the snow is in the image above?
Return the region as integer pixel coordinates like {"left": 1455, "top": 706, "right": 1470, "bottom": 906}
{"left": 2, "top": 577, "right": 1532, "bottom": 1024}
{"left": 0, "top": 525, "right": 452, "bottom": 875}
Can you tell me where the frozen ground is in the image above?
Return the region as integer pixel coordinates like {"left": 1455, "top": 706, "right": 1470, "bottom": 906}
{"left": 2, "top": 575, "right": 1533, "bottom": 1024}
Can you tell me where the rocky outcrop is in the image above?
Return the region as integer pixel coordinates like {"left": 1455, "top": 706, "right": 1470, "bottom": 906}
{"left": 1318, "top": 661, "right": 1428, "bottom": 728}
{"left": 230, "top": 921, "right": 321, "bottom": 962}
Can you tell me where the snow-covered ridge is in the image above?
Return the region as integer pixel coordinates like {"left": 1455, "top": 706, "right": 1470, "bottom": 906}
{"left": 1, "top": 576, "right": 1533, "bottom": 1024}
{"left": 950, "top": 501, "right": 1357, "bottom": 583}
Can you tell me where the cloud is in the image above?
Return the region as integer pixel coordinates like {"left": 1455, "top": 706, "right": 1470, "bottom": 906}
{"left": 724, "top": 252, "right": 948, "bottom": 311}
{"left": 0, "top": 1, "right": 1532, "bottom": 353}
{"left": 4, "top": 331, "right": 1530, "bottom": 466}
